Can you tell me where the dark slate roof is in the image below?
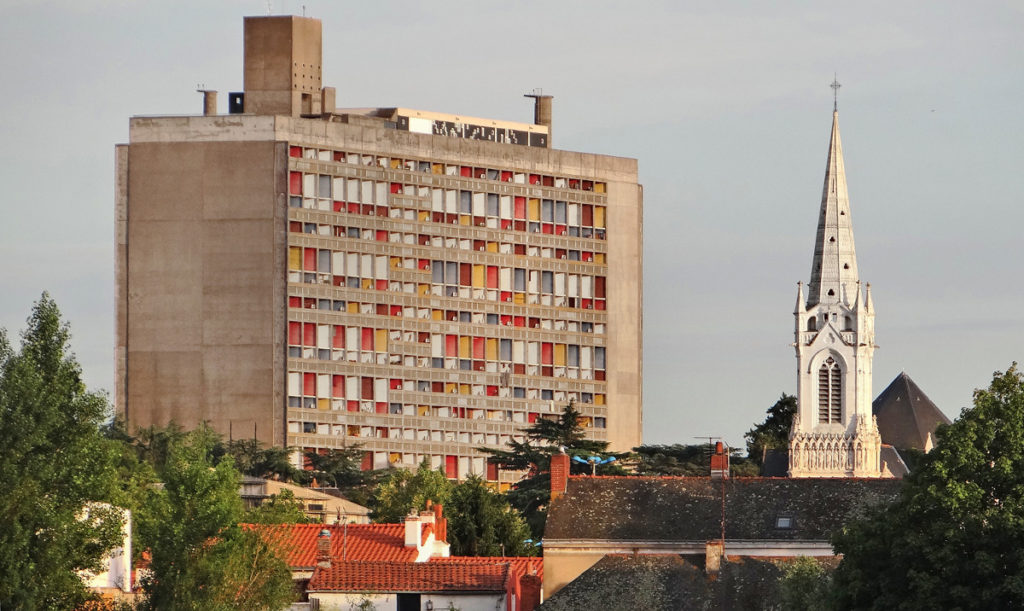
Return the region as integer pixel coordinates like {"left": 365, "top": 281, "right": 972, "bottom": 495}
{"left": 545, "top": 476, "right": 900, "bottom": 542}
{"left": 873, "top": 372, "right": 951, "bottom": 451}
{"left": 880, "top": 445, "right": 909, "bottom": 478}
{"left": 539, "top": 554, "right": 830, "bottom": 611}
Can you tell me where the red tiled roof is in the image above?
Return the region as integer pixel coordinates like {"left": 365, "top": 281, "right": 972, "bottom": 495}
{"left": 308, "top": 561, "right": 510, "bottom": 593}
{"left": 250, "top": 523, "right": 417, "bottom": 568}
{"left": 430, "top": 556, "right": 543, "bottom": 581}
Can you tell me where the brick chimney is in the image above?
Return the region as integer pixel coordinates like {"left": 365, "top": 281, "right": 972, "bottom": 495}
{"left": 316, "top": 528, "right": 332, "bottom": 569}
{"left": 520, "top": 573, "right": 542, "bottom": 611}
{"left": 404, "top": 514, "right": 422, "bottom": 548}
{"left": 433, "top": 503, "right": 447, "bottom": 543}
{"left": 550, "top": 452, "right": 570, "bottom": 500}
{"left": 710, "top": 441, "right": 729, "bottom": 480}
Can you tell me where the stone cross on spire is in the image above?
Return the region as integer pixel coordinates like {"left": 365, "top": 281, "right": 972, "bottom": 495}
{"left": 830, "top": 75, "right": 841, "bottom": 112}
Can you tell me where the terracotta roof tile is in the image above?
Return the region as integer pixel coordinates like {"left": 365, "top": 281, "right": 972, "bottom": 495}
{"left": 308, "top": 561, "right": 510, "bottom": 593}
{"left": 250, "top": 523, "right": 417, "bottom": 568}
{"left": 430, "top": 556, "right": 543, "bottom": 581}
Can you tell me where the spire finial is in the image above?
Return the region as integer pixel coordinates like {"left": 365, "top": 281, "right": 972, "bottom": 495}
{"left": 830, "top": 74, "right": 841, "bottom": 112}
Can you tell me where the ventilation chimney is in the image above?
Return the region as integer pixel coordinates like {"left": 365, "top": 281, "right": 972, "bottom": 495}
{"left": 710, "top": 441, "right": 730, "bottom": 480}
{"left": 404, "top": 513, "right": 423, "bottom": 547}
{"left": 550, "top": 451, "right": 570, "bottom": 500}
{"left": 197, "top": 89, "right": 217, "bottom": 116}
{"left": 524, "top": 90, "right": 553, "bottom": 146}
{"left": 433, "top": 503, "right": 447, "bottom": 543}
{"left": 705, "top": 540, "right": 724, "bottom": 578}
{"left": 316, "top": 528, "right": 332, "bottom": 569}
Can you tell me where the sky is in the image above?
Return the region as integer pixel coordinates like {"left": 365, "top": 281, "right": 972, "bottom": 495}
{"left": 1, "top": 1, "right": 1022, "bottom": 449}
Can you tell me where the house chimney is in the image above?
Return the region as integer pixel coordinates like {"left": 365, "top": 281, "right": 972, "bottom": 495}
{"left": 520, "top": 574, "right": 542, "bottom": 611}
{"left": 404, "top": 514, "right": 423, "bottom": 548}
{"left": 524, "top": 91, "right": 553, "bottom": 146}
{"left": 710, "top": 441, "right": 730, "bottom": 480}
{"left": 550, "top": 451, "right": 570, "bottom": 500}
{"left": 433, "top": 503, "right": 447, "bottom": 543}
{"left": 705, "top": 540, "right": 724, "bottom": 578}
{"left": 316, "top": 528, "right": 332, "bottom": 569}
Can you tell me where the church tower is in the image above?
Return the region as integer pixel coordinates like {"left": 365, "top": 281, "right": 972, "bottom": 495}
{"left": 789, "top": 100, "right": 882, "bottom": 478}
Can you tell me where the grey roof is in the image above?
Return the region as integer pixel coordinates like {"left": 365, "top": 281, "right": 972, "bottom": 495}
{"left": 539, "top": 554, "right": 829, "bottom": 611}
{"left": 545, "top": 476, "right": 900, "bottom": 542}
{"left": 873, "top": 372, "right": 951, "bottom": 451}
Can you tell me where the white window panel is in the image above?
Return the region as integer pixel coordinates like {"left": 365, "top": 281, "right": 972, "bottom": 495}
{"left": 287, "top": 372, "right": 301, "bottom": 396}
{"left": 303, "top": 173, "right": 315, "bottom": 197}
{"left": 333, "top": 177, "right": 346, "bottom": 200}
{"left": 348, "top": 178, "right": 361, "bottom": 203}
{"left": 332, "top": 252, "right": 346, "bottom": 276}
{"left": 317, "top": 374, "right": 331, "bottom": 398}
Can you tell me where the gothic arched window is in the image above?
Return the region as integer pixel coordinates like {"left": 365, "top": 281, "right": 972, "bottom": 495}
{"left": 818, "top": 357, "right": 842, "bottom": 423}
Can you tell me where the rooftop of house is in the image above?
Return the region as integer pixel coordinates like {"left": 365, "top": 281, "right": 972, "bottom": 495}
{"left": 251, "top": 523, "right": 430, "bottom": 568}
{"left": 545, "top": 476, "right": 901, "bottom": 542}
{"left": 538, "top": 554, "right": 835, "bottom": 611}
{"left": 308, "top": 560, "right": 511, "bottom": 594}
{"left": 873, "top": 372, "right": 951, "bottom": 451}
{"left": 430, "top": 556, "right": 543, "bottom": 582}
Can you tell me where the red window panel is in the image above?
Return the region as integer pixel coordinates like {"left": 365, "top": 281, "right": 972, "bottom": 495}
{"left": 529, "top": 318, "right": 540, "bottom": 328}
{"left": 333, "top": 277, "right": 345, "bottom": 287}
{"left": 375, "top": 280, "right": 388, "bottom": 290}
{"left": 528, "top": 174, "right": 540, "bottom": 185}
{"left": 390, "top": 305, "right": 403, "bottom": 317}
{"left": 347, "top": 202, "right": 360, "bottom": 214}
{"left": 473, "top": 337, "right": 485, "bottom": 360}
{"left": 303, "top": 449, "right": 313, "bottom": 470}
{"left": 334, "top": 151, "right": 345, "bottom": 163}
{"left": 432, "top": 382, "right": 444, "bottom": 393}
{"left": 445, "top": 455, "right": 458, "bottom": 478}
{"left": 541, "top": 175, "right": 554, "bottom": 187}
{"left": 361, "top": 377, "right": 374, "bottom": 400}
{"left": 361, "top": 452, "right": 372, "bottom": 471}
{"left": 289, "top": 221, "right": 302, "bottom": 233}
{"left": 542, "top": 223, "right": 554, "bottom": 235}
{"left": 303, "top": 323, "right": 315, "bottom": 346}
{"left": 333, "top": 201, "right": 344, "bottom": 212}
{"left": 390, "top": 182, "right": 402, "bottom": 194}
{"left": 595, "top": 370, "right": 606, "bottom": 381}
{"left": 596, "top": 276, "right": 606, "bottom": 298}
{"left": 376, "top": 404, "right": 386, "bottom": 415}
{"left": 289, "top": 171, "right": 302, "bottom": 194}
{"left": 377, "top": 304, "right": 388, "bottom": 316}
{"left": 459, "top": 264, "right": 471, "bottom": 286}
{"left": 528, "top": 413, "right": 538, "bottom": 423}
{"left": 333, "top": 375, "right": 345, "bottom": 398}
{"left": 581, "top": 298, "right": 592, "bottom": 310}
{"left": 514, "top": 220, "right": 526, "bottom": 232}
{"left": 542, "top": 343, "right": 553, "bottom": 365}
{"left": 376, "top": 230, "right": 388, "bottom": 241}
{"left": 582, "top": 205, "right": 594, "bottom": 226}
{"left": 361, "top": 204, "right": 375, "bottom": 216}
{"left": 288, "top": 322, "right": 301, "bottom": 345}
{"left": 303, "top": 248, "right": 316, "bottom": 271}
{"left": 514, "top": 363, "right": 525, "bottom": 375}
{"left": 333, "top": 326, "right": 345, "bottom": 348}
{"left": 569, "top": 178, "right": 580, "bottom": 189}
{"left": 500, "top": 314, "right": 512, "bottom": 326}
{"left": 500, "top": 292, "right": 512, "bottom": 304}
{"left": 418, "top": 259, "right": 430, "bottom": 270}
{"left": 514, "top": 197, "right": 526, "bottom": 219}
{"left": 514, "top": 244, "right": 526, "bottom": 256}
{"left": 460, "top": 166, "right": 472, "bottom": 177}
{"left": 289, "top": 146, "right": 302, "bottom": 158}
{"left": 348, "top": 401, "right": 359, "bottom": 412}
{"left": 390, "top": 379, "right": 403, "bottom": 390}
{"left": 474, "top": 167, "right": 486, "bottom": 179}
{"left": 500, "top": 171, "right": 512, "bottom": 182}
{"left": 486, "top": 266, "right": 498, "bottom": 289}
{"left": 303, "top": 373, "right": 315, "bottom": 396}
{"left": 361, "top": 328, "right": 374, "bottom": 351}
{"left": 303, "top": 298, "right": 316, "bottom": 309}
{"left": 595, "top": 299, "right": 606, "bottom": 311}
{"left": 583, "top": 180, "right": 594, "bottom": 191}
{"left": 513, "top": 316, "right": 525, "bottom": 327}
{"left": 473, "top": 361, "right": 485, "bottom": 372}
{"left": 376, "top": 206, "right": 388, "bottom": 217}
{"left": 501, "top": 219, "right": 512, "bottom": 229}
{"left": 583, "top": 251, "right": 593, "bottom": 262}
{"left": 446, "top": 335, "right": 458, "bottom": 357}
{"left": 555, "top": 225, "right": 566, "bottom": 235}
{"left": 288, "top": 296, "right": 301, "bottom": 308}
{"left": 487, "top": 461, "right": 499, "bottom": 481}
{"left": 486, "top": 385, "right": 498, "bottom": 397}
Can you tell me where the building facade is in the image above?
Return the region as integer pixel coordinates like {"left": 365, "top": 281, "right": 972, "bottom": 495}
{"left": 115, "top": 16, "right": 643, "bottom": 482}
{"left": 789, "top": 107, "right": 881, "bottom": 477}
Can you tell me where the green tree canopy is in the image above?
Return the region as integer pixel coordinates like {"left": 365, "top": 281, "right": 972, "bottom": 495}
{"left": 244, "top": 488, "right": 315, "bottom": 525}
{"left": 304, "top": 445, "right": 386, "bottom": 507}
{"left": 632, "top": 443, "right": 758, "bottom": 477}
{"left": 481, "top": 401, "right": 626, "bottom": 538}
{"left": 446, "top": 475, "right": 535, "bottom": 557}
{"left": 0, "top": 294, "right": 127, "bottom": 610}
{"left": 744, "top": 393, "right": 796, "bottom": 467}
{"left": 832, "top": 364, "right": 1024, "bottom": 609}
{"left": 136, "top": 424, "right": 294, "bottom": 610}
{"left": 371, "top": 460, "right": 454, "bottom": 523}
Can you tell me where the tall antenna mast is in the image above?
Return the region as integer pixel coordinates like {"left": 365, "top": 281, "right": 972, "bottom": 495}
{"left": 830, "top": 74, "right": 842, "bottom": 112}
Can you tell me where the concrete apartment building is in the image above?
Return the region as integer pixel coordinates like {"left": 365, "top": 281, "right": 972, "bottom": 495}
{"left": 115, "top": 16, "right": 643, "bottom": 482}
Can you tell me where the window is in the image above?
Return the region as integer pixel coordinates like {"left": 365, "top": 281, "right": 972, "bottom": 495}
{"left": 818, "top": 357, "right": 842, "bottom": 423}
{"left": 776, "top": 516, "right": 794, "bottom": 529}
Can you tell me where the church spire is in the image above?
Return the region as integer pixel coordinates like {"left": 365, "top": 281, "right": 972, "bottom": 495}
{"left": 806, "top": 107, "right": 859, "bottom": 307}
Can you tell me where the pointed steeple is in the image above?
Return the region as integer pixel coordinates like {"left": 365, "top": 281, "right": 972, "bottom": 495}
{"left": 807, "top": 110, "right": 859, "bottom": 307}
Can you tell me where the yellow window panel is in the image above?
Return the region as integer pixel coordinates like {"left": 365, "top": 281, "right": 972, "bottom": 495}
{"left": 445, "top": 382, "right": 457, "bottom": 394}
{"left": 594, "top": 206, "right": 606, "bottom": 228}
{"left": 431, "top": 309, "right": 443, "bottom": 320}
{"left": 513, "top": 293, "right": 525, "bottom": 305}
{"left": 459, "top": 215, "right": 471, "bottom": 226}
{"left": 595, "top": 394, "right": 605, "bottom": 405}
{"left": 486, "top": 242, "right": 498, "bottom": 253}
{"left": 347, "top": 302, "right": 360, "bottom": 313}
{"left": 459, "top": 384, "right": 471, "bottom": 395}
{"left": 347, "top": 425, "right": 360, "bottom": 437}
{"left": 376, "top": 329, "right": 388, "bottom": 351}
{"left": 459, "top": 336, "right": 471, "bottom": 359}
{"left": 390, "top": 158, "right": 401, "bottom": 169}
{"left": 432, "top": 163, "right": 444, "bottom": 175}
{"left": 472, "top": 265, "right": 485, "bottom": 288}
{"left": 554, "top": 344, "right": 567, "bottom": 366}
{"left": 528, "top": 199, "right": 540, "bottom": 221}
{"left": 389, "top": 452, "right": 402, "bottom": 463}
{"left": 419, "top": 284, "right": 430, "bottom": 296}
{"left": 486, "top": 338, "right": 498, "bottom": 361}
{"left": 390, "top": 257, "right": 402, "bottom": 269}
{"left": 362, "top": 278, "right": 374, "bottom": 289}
{"left": 594, "top": 182, "right": 606, "bottom": 194}
{"left": 594, "top": 253, "right": 606, "bottom": 264}
{"left": 318, "top": 398, "right": 330, "bottom": 411}
{"left": 418, "top": 405, "right": 430, "bottom": 416}
{"left": 288, "top": 247, "right": 302, "bottom": 271}
{"left": 419, "top": 210, "right": 430, "bottom": 221}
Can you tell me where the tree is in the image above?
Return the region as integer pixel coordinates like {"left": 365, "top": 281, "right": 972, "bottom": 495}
{"left": 371, "top": 460, "right": 453, "bottom": 523}
{"left": 832, "top": 364, "right": 1024, "bottom": 609}
{"left": 304, "top": 445, "right": 386, "bottom": 507}
{"left": 446, "top": 475, "right": 535, "bottom": 557}
{"left": 0, "top": 294, "right": 127, "bottom": 609}
{"left": 778, "top": 557, "right": 832, "bottom": 610}
{"left": 745, "top": 393, "right": 797, "bottom": 466}
{"left": 481, "top": 402, "right": 626, "bottom": 538}
{"left": 632, "top": 443, "right": 758, "bottom": 477}
{"left": 222, "top": 438, "right": 300, "bottom": 483}
{"left": 137, "top": 424, "right": 294, "bottom": 610}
